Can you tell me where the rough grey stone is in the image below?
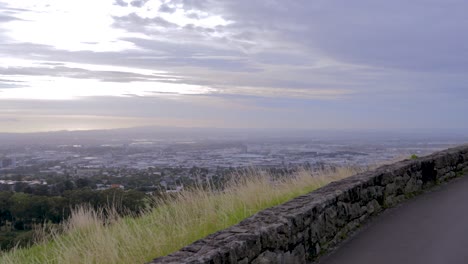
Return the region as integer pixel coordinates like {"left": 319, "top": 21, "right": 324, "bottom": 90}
{"left": 149, "top": 145, "right": 468, "bottom": 264}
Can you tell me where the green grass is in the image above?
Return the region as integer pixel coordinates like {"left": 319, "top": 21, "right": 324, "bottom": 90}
{"left": 0, "top": 167, "right": 362, "bottom": 264}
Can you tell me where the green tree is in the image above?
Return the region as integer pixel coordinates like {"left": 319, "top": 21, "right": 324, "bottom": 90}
{"left": 9, "top": 192, "right": 32, "bottom": 230}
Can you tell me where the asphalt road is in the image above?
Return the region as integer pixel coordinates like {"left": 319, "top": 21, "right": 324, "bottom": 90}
{"left": 317, "top": 175, "right": 468, "bottom": 264}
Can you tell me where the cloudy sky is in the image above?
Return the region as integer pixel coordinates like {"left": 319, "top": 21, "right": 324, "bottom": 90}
{"left": 0, "top": 0, "right": 467, "bottom": 133}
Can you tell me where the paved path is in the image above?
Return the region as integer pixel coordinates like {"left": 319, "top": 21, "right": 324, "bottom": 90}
{"left": 317, "top": 175, "right": 468, "bottom": 264}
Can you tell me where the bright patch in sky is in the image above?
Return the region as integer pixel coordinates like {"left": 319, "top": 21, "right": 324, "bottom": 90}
{"left": 0, "top": 57, "right": 214, "bottom": 100}
{"left": 1, "top": 57, "right": 171, "bottom": 76}
{"left": 0, "top": 75, "right": 215, "bottom": 100}
{"left": 159, "top": 9, "right": 230, "bottom": 28}
{"left": 1, "top": 0, "right": 231, "bottom": 52}
{"left": 2, "top": 0, "right": 139, "bottom": 52}
{"left": 0, "top": 0, "right": 232, "bottom": 100}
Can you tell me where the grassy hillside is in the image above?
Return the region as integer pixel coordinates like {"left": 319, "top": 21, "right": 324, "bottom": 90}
{"left": 0, "top": 167, "right": 362, "bottom": 264}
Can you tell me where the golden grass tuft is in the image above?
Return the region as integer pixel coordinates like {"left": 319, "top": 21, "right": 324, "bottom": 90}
{"left": 0, "top": 167, "right": 363, "bottom": 264}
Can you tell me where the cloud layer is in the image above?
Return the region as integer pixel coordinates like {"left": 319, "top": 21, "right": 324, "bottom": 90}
{"left": 0, "top": 0, "right": 467, "bottom": 132}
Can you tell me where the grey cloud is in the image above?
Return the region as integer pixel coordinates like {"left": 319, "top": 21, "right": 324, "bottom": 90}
{"left": 114, "top": 0, "right": 128, "bottom": 7}
{"left": 39, "top": 62, "right": 66, "bottom": 66}
{"left": 2, "top": 0, "right": 468, "bottom": 100}
{"left": 120, "top": 37, "right": 257, "bottom": 71}
{"left": 113, "top": 13, "right": 178, "bottom": 30}
{"left": 294, "top": 1, "right": 468, "bottom": 72}
{"left": 0, "top": 38, "right": 255, "bottom": 76}
{"left": 185, "top": 12, "right": 199, "bottom": 19}
{"left": 2, "top": 0, "right": 468, "bottom": 131}
{"left": 0, "top": 80, "right": 26, "bottom": 88}
{"left": 0, "top": 3, "right": 26, "bottom": 37}
{"left": 159, "top": 4, "right": 176, "bottom": 13}
{"left": 0, "top": 38, "right": 449, "bottom": 99}
{"left": 162, "top": 0, "right": 468, "bottom": 72}
{"left": 0, "top": 65, "right": 181, "bottom": 83}
{"left": 0, "top": 117, "right": 19, "bottom": 122}
{"left": 214, "top": 0, "right": 468, "bottom": 72}
{"left": 0, "top": 78, "right": 24, "bottom": 83}
{"left": 113, "top": 13, "right": 237, "bottom": 51}
{"left": 164, "top": 0, "right": 210, "bottom": 11}
{"left": 0, "top": 43, "right": 57, "bottom": 59}
{"left": 183, "top": 24, "right": 216, "bottom": 33}
{"left": 0, "top": 14, "right": 21, "bottom": 22}
{"left": 0, "top": 2, "right": 30, "bottom": 13}
{"left": 130, "top": 0, "right": 149, "bottom": 7}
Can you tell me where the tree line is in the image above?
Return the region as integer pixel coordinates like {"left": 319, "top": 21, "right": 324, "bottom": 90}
{"left": 0, "top": 188, "right": 148, "bottom": 251}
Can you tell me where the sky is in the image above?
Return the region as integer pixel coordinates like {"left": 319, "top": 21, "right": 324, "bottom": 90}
{"left": 0, "top": 0, "right": 467, "bottom": 133}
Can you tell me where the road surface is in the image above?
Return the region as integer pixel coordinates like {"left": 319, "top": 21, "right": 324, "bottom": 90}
{"left": 317, "top": 175, "right": 468, "bottom": 264}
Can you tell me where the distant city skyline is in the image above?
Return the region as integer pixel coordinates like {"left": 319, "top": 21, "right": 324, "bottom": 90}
{"left": 1, "top": 0, "right": 467, "bottom": 132}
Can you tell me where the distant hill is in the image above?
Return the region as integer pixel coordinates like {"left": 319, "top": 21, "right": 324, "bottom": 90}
{"left": 1, "top": 126, "right": 467, "bottom": 146}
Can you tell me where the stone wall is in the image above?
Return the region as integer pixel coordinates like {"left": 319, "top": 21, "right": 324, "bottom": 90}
{"left": 149, "top": 145, "right": 468, "bottom": 264}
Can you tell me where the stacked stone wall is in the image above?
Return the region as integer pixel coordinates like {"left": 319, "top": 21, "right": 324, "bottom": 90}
{"left": 150, "top": 145, "right": 468, "bottom": 264}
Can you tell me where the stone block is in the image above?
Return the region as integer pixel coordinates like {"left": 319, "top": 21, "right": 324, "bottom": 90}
{"left": 150, "top": 146, "right": 468, "bottom": 264}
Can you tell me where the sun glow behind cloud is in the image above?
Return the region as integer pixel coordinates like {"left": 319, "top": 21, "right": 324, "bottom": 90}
{"left": 2, "top": 0, "right": 141, "bottom": 52}
{"left": 0, "top": 57, "right": 351, "bottom": 101}
{"left": 1, "top": 0, "right": 231, "bottom": 52}
{"left": 0, "top": 76, "right": 215, "bottom": 100}
{"left": 1, "top": 57, "right": 171, "bottom": 76}
{"left": 0, "top": 0, "right": 235, "bottom": 101}
{"left": 0, "top": 57, "right": 215, "bottom": 100}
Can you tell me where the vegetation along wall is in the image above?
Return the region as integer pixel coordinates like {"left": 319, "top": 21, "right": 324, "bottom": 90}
{"left": 149, "top": 145, "right": 468, "bottom": 264}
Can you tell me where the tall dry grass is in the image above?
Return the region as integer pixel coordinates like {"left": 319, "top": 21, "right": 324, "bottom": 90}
{"left": 0, "top": 167, "right": 363, "bottom": 264}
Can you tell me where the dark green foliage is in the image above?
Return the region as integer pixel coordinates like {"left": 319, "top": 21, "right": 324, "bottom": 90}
{"left": 0, "top": 188, "right": 149, "bottom": 251}
{"left": 0, "top": 231, "right": 34, "bottom": 250}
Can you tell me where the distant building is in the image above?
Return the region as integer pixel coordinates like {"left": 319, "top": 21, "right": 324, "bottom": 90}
{"left": 76, "top": 168, "right": 100, "bottom": 177}
{"left": 96, "top": 184, "right": 125, "bottom": 190}
{"left": 0, "top": 180, "right": 15, "bottom": 191}
{"left": 166, "top": 185, "right": 184, "bottom": 193}
{"left": 0, "top": 157, "right": 16, "bottom": 169}
{"left": 0, "top": 180, "right": 47, "bottom": 192}
{"left": 111, "top": 184, "right": 125, "bottom": 190}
